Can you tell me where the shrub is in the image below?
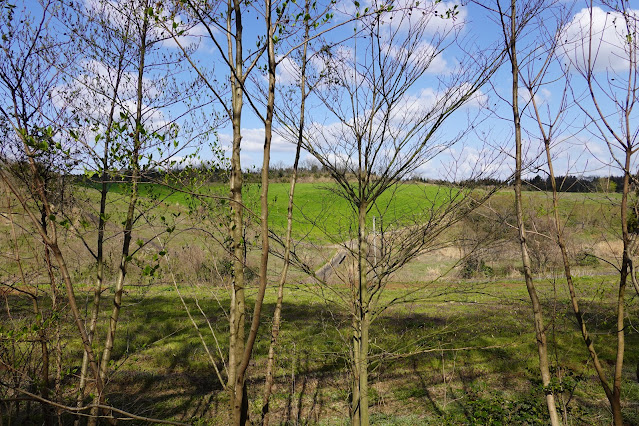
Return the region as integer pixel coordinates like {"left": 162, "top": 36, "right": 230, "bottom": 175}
{"left": 575, "top": 251, "right": 599, "bottom": 267}
{"left": 460, "top": 256, "right": 494, "bottom": 279}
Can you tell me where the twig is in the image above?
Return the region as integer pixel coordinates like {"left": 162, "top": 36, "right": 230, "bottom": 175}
{"left": 0, "top": 385, "right": 190, "bottom": 425}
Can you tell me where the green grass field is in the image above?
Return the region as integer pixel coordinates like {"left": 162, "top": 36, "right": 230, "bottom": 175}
{"left": 3, "top": 180, "right": 635, "bottom": 424}
{"left": 13, "top": 274, "right": 636, "bottom": 424}
{"left": 82, "top": 181, "right": 461, "bottom": 243}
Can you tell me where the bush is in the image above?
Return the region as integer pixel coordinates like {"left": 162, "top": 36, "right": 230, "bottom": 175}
{"left": 575, "top": 251, "right": 599, "bottom": 267}
{"left": 465, "top": 391, "right": 544, "bottom": 425}
{"left": 460, "top": 256, "right": 494, "bottom": 279}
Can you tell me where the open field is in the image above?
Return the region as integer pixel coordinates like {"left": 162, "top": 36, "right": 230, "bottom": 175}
{"left": 3, "top": 273, "right": 638, "bottom": 424}
{"left": 81, "top": 181, "right": 622, "bottom": 243}
{"left": 84, "top": 181, "right": 459, "bottom": 243}
{"left": 1, "top": 181, "right": 637, "bottom": 424}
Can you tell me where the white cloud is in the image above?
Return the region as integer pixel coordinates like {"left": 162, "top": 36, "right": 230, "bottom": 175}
{"left": 560, "top": 6, "right": 638, "bottom": 73}
{"left": 52, "top": 59, "right": 165, "bottom": 128}
{"left": 276, "top": 56, "right": 302, "bottom": 85}
{"left": 518, "top": 86, "right": 551, "bottom": 106}
{"left": 160, "top": 22, "right": 212, "bottom": 52}
{"left": 82, "top": 0, "right": 211, "bottom": 52}
{"left": 341, "top": 0, "right": 466, "bottom": 35}
{"left": 218, "top": 128, "right": 297, "bottom": 154}
{"left": 422, "top": 144, "right": 510, "bottom": 181}
{"left": 402, "top": 83, "right": 487, "bottom": 116}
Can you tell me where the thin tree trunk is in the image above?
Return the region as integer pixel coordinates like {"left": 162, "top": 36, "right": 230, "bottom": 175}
{"left": 91, "top": 11, "right": 148, "bottom": 424}
{"left": 75, "top": 181, "right": 106, "bottom": 416}
{"left": 233, "top": 2, "right": 278, "bottom": 423}
{"left": 40, "top": 240, "right": 55, "bottom": 426}
{"left": 508, "top": 1, "right": 560, "bottom": 424}
{"left": 531, "top": 90, "right": 616, "bottom": 417}
{"left": 76, "top": 53, "right": 125, "bottom": 417}
{"left": 227, "top": 0, "right": 246, "bottom": 421}
{"left": 611, "top": 150, "right": 631, "bottom": 426}
{"left": 356, "top": 202, "right": 370, "bottom": 426}
{"left": 578, "top": 2, "right": 632, "bottom": 422}
{"left": 261, "top": 4, "right": 310, "bottom": 425}
{"left": 53, "top": 286, "right": 62, "bottom": 426}
{"left": 351, "top": 311, "right": 361, "bottom": 426}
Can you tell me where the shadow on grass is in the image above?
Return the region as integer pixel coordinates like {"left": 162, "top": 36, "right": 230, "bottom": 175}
{"left": 1, "top": 287, "right": 638, "bottom": 424}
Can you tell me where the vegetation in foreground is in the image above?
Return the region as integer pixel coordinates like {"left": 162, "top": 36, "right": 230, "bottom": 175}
{"left": 3, "top": 274, "right": 638, "bottom": 424}
{"left": 1, "top": 181, "right": 638, "bottom": 424}
{"left": 1, "top": 0, "right": 637, "bottom": 423}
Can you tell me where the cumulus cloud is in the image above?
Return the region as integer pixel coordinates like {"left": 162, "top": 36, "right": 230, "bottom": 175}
{"left": 276, "top": 56, "right": 302, "bottom": 85}
{"left": 52, "top": 59, "right": 165, "bottom": 128}
{"left": 385, "top": 41, "right": 450, "bottom": 74}
{"left": 82, "top": 0, "right": 211, "bottom": 52}
{"left": 397, "top": 83, "right": 487, "bottom": 119}
{"left": 419, "top": 144, "right": 510, "bottom": 181}
{"left": 560, "top": 6, "right": 638, "bottom": 73}
{"left": 518, "top": 86, "right": 551, "bottom": 106}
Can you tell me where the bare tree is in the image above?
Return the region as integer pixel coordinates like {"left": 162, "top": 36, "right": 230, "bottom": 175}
{"left": 260, "top": 3, "right": 315, "bottom": 424}
{"left": 157, "top": 0, "right": 288, "bottom": 422}
{"left": 0, "top": 1, "right": 200, "bottom": 422}
{"left": 501, "top": 0, "right": 562, "bottom": 423}
{"left": 0, "top": 0, "right": 106, "bottom": 407}
{"left": 56, "top": 0, "right": 139, "bottom": 412}
{"left": 560, "top": 1, "right": 639, "bottom": 423}
{"left": 296, "top": 4, "right": 502, "bottom": 424}
{"left": 508, "top": 8, "right": 627, "bottom": 422}
{"left": 160, "top": 1, "right": 361, "bottom": 422}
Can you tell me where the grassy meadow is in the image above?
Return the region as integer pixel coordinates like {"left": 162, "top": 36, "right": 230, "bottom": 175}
{"left": 87, "top": 181, "right": 461, "bottom": 242}
{"left": 2, "top": 180, "right": 638, "bottom": 424}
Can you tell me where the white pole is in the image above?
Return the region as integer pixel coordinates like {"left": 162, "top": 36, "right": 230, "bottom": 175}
{"left": 373, "top": 215, "right": 377, "bottom": 265}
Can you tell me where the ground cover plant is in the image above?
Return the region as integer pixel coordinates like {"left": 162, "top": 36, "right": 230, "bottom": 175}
{"left": 2, "top": 180, "right": 639, "bottom": 424}
{"left": 2, "top": 263, "right": 638, "bottom": 424}
{"left": 2, "top": 0, "right": 639, "bottom": 424}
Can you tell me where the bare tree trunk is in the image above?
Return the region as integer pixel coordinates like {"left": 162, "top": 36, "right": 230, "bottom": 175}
{"left": 233, "top": 2, "right": 279, "bottom": 423}
{"left": 91, "top": 11, "right": 148, "bottom": 424}
{"left": 508, "top": 1, "right": 560, "bottom": 423}
{"left": 351, "top": 310, "right": 361, "bottom": 426}
{"left": 75, "top": 177, "right": 107, "bottom": 417}
{"left": 352, "top": 202, "right": 370, "bottom": 426}
{"left": 530, "top": 89, "right": 617, "bottom": 421}
{"left": 48, "top": 223, "right": 105, "bottom": 395}
{"left": 76, "top": 54, "right": 125, "bottom": 417}
{"left": 52, "top": 279, "right": 62, "bottom": 426}
{"left": 611, "top": 151, "right": 631, "bottom": 426}
{"left": 39, "top": 240, "right": 55, "bottom": 426}
{"left": 578, "top": 2, "right": 636, "bottom": 421}
{"left": 226, "top": 1, "right": 246, "bottom": 422}
{"left": 261, "top": 5, "right": 310, "bottom": 425}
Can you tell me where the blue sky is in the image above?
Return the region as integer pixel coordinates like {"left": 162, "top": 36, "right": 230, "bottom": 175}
{"left": 176, "top": 0, "right": 639, "bottom": 181}
{"left": 7, "top": 0, "right": 639, "bottom": 180}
